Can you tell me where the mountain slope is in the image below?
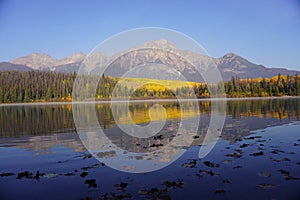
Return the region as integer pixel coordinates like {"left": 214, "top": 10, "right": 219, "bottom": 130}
{"left": 215, "top": 53, "right": 298, "bottom": 80}
{"left": 0, "top": 62, "right": 32, "bottom": 72}
{"left": 6, "top": 40, "right": 299, "bottom": 81}
{"left": 11, "top": 52, "right": 85, "bottom": 70}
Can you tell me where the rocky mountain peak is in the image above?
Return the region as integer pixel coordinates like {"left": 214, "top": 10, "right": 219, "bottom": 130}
{"left": 4, "top": 39, "right": 299, "bottom": 80}
{"left": 63, "top": 52, "right": 86, "bottom": 64}
{"left": 223, "top": 52, "right": 238, "bottom": 58}
{"left": 11, "top": 53, "right": 55, "bottom": 69}
{"left": 141, "top": 39, "right": 177, "bottom": 50}
{"left": 31, "top": 52, "right": 52, "bottom": 58}
{"left": 215, "top": 53, "right": 246, "bottom": 65}
{"left": 11, "top": 52, "right": 87, "bottom": 70}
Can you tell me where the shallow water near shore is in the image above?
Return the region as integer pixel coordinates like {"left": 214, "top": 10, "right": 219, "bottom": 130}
{"left": 1, "top": 98, "right": 300, "bottom": 199}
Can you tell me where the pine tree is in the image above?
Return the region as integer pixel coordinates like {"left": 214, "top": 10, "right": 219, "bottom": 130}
{"left": 0, "top": 88, "right": 3, "bottom": 103}
{"left": 295, "top": 73, "right": 299, "bottom": 96}
{"left": 3, "top": 91, "right": 9, "bottom": 103}
{"left": 45, "top": 86, "right": 52, "bottom": 100}
{"left": 24, "top": 88, "right": 31, "bottom": 102}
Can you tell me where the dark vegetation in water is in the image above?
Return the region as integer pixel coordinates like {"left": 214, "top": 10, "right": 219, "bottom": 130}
{"left": 1, "top": 99, "right": 300, "bottom": 199}
{"left": 1, "top": 123, "right": 300, "bottom": 199}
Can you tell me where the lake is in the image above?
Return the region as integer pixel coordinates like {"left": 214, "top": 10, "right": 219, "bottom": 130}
{"left": 1, "top": 98, "right": 300, "bottom": 199}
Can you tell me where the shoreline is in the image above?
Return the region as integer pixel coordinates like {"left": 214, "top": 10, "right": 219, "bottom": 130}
{"left": 1, "top": 96, "right": 300, "bottom": 107}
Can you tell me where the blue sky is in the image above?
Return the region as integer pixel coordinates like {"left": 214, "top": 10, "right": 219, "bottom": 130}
{"left": 0, "top": 0, "right": 300, "bottom": 70}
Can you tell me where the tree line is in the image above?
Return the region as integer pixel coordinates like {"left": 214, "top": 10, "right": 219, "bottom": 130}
{"left": 224, "top": 74, "right": 300, "bottom": 97}
{"left": 0, "top": 71, "right": 299, "bottom": 103}
{"left": 0, "top": 71, "right": 76, "bottom": 103}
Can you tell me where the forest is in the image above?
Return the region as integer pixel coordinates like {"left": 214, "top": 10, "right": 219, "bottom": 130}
{"left": 0, "top": 71, "right": 299, "bottom": 103}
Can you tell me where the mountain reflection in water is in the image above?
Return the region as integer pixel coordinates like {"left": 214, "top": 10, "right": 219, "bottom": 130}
{"left": 1, "top": 98, "right": 300, "bottom": 199}
{"left": 0, "top": 98, "right": 299, "bottom": 153}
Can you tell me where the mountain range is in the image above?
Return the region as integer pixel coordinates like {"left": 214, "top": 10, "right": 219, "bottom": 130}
{"left": 1, "top": 39, "right": 298, "bottom": 81}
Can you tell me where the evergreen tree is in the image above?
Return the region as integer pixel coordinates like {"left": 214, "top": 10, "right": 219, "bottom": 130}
{"left": 24, "top": 88, "right": 31, "bottom": 102}
{"left": 45, "top": 86, "right": 52, "bottom": 100}
{"left": 0, "top": 88, "right": 3, "bottom": 103}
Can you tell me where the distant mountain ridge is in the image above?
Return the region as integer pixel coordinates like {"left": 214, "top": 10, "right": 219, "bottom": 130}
{"left": 0, "top": 62, "right": 32, "bottom": 72}
{"left": 1, "top": 40, "right": 299, "bottom": 81}
{"left": 11, "top": 52, "right": 85, "bottom": 70}
{"left": 215, "top": 53, "right": 299, "bottom": 80}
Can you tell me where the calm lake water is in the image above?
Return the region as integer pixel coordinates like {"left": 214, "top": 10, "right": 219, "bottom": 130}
{"left": 1, "top": 98, "right": 300, "bottom": 200}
